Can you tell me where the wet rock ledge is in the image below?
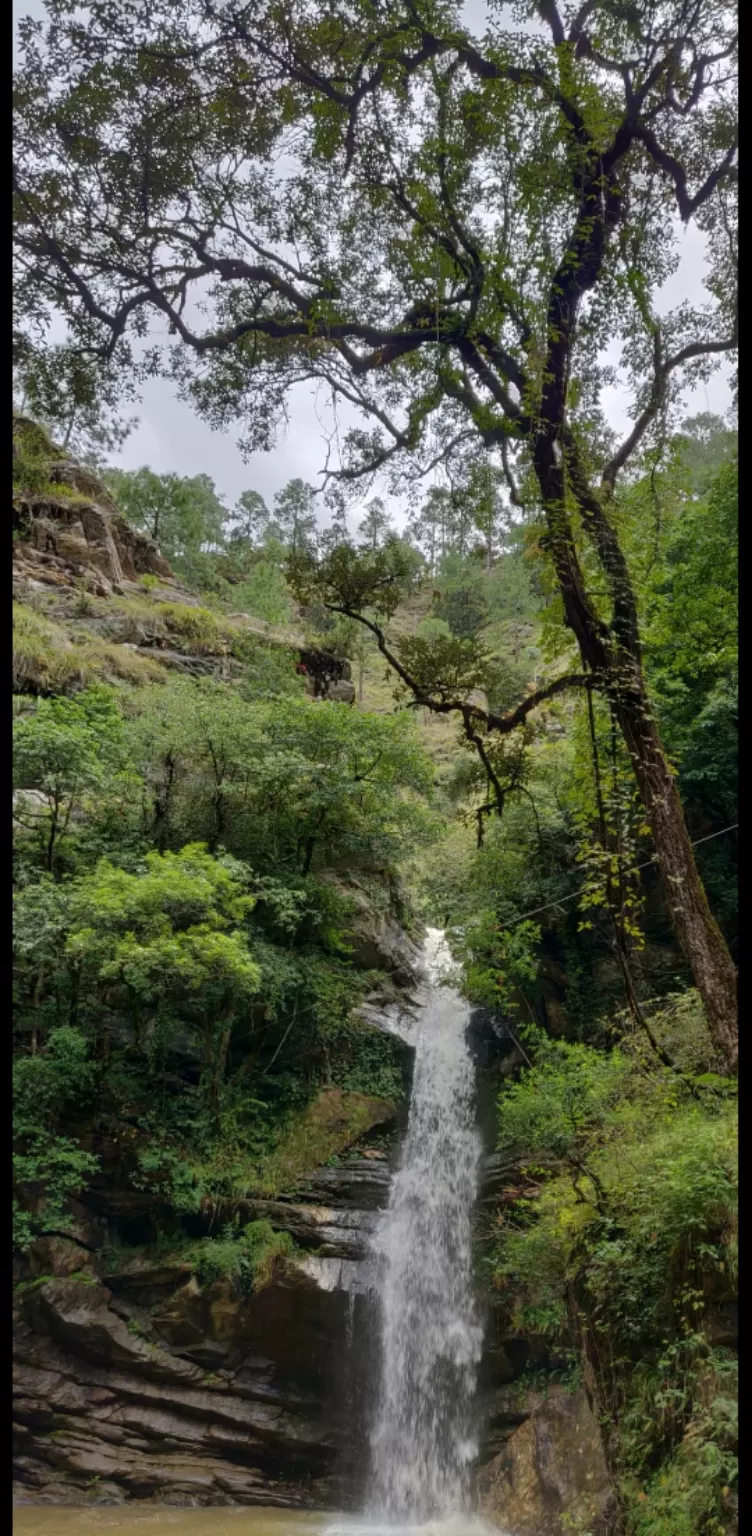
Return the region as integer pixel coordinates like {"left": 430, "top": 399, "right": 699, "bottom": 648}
{"left": 13, "top": 1150, "right": 545, "bottom": 1510}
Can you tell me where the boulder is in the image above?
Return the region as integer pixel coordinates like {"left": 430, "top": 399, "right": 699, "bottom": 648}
{"left": 476, "top": 1388, "right": 614, "bottom": 1536}
{"left": 297, "top": 647, "right": 352, "bottom": 698}
{"left": 26, "top": 1236, "right": 99, "bottom": 1280}
{"left": 324, "top": 679, "right": 356, "bottom": 704}
{"left": 318, "top": 879, "right": 423, "bottom": 989}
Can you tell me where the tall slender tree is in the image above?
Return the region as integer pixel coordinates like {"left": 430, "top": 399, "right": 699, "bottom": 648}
{"left": 272, "top": 480, "right": 319, "bottom": 557}
{"left": 230, "top": 489, "right": 272, "bottom": 546}
{"left": 359, "top": 497, "right": 395, "bottom": 551}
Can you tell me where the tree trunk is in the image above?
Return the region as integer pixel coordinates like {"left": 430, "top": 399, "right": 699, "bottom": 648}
{"left": 611, "top": 675, "right": 737, "bottom": 1070}
{"left": 534, "top": 441, "right": 737, "bottom": 1071}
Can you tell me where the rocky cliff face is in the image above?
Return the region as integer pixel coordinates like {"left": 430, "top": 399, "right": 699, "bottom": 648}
{"left": 14, "top": 1264, "right": 354, "bottom": 1508}
{"left": 14, "top": 1138, "right": 566, "bottom": 1511}
{"left": 13, "top": 419, "right": 174, "bottom": 599}
{"left": 13, "top": 1148, "right": 387, "bottom": 1509}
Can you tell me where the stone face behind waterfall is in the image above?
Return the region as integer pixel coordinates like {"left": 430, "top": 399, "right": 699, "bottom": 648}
{"left": 12, "top": 915, "right": 613, "bottom": 1511}
{"left": 13, "top": 1143, "right": 575, "bottom": 1509}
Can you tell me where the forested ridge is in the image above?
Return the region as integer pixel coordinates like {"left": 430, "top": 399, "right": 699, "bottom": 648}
{"left": 13, "top": 0, "right": 736, "bottom": 1529}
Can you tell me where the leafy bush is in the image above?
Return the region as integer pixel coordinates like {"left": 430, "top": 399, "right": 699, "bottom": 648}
{"left": 156, "top": 602, "right": 225, "bottom": 653}
{"left": 13, "top": 1026, "right": 101, "bottom": 1249}
{"left": 187, "top": 1220, "right": 296, "bottom": 1293}
{"left": 13, "top": 416, "right": 58, "bottom": 497}
{"left": 625, "top": 1353, "right": 737, "bottom": 1536}
{"left": 487, "top": 1030, "right": 737, "bottom": 1534}
{"left": 454, "top": 911, "right": 542, "bottom": 1013}
{"left": 431, "top": 558, "right": 490, "bottom": 639}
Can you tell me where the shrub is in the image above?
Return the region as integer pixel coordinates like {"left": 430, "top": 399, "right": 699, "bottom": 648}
{"left": 187, "top": 1220, "right": 296, "bottom": 1293}
{"left": 487, "top": 1029, "right": 737, "bottom": 1535}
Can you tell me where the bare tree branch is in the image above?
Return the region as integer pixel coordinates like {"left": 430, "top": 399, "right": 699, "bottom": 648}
{"left": 602, "top": 327, "right": 739, "bottom": 491}
{"left": 322, "top": 599, "right": 595, "bottom": 734}
{"left": 632, "top": 127, "right": 737, "bottom": 222}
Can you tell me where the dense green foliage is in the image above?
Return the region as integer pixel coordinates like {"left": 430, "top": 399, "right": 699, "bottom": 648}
{"left": 11, "top": 0, "right": 738, "bottom": 1515}
{"left": 13, "top": 0, "right": 738, "bottom": 1065}
{"left": 399, "top": 432, "right": 737, "bottom": 1533}
{"left": 13, "top": 1025, "right": 100, "bottom": 1251}
{"left": 13, "top": 636, "right": 434, "bottom": 1263}
{"left": 643, "top": 455, "right": 738, "bottom": 931}
{"left": 487, "top": 1012, "right": 737, "bottom": 1534}
{"left": 12, "top": 17, "right": 738, "bottom": 1486}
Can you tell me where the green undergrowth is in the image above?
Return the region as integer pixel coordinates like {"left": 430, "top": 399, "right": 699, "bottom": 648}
{"left": 254, "top": 1085, "right": 396, "bottom": 1196}
{"left": 13, "top": 602, "right": 168, "bottom": 694}
{"left": 485, "top": 1005, "right": 737, "bottom": 1536}
{"left": 13, "top": 591, "right": 305, "bottom": 699}
{"left": 107, "top": 593, "right": 282, "bottom": 658}
{"left": 13, "top": 667, "right": 426, "bottom": 1256}
{"left": 98, "top": 1217, "right": 300, "bottom": 1299}
{"left": 185, "top": 1219, "right": 298, "bottom": 1293}
{"left": 13, "top": 415, "right": 62, "bottom": 497}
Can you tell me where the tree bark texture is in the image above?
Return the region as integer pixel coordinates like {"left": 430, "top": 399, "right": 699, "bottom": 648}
{"left": 613, "top": 681, "right": 738, "bottom": 1071}
{"left": 538, "top": 454, "right": 738, "bottom": 1070}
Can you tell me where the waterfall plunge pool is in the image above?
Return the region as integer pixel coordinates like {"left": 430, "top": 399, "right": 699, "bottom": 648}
{"left": 13, "top": 1511, "right": 505, "bottom": 1536}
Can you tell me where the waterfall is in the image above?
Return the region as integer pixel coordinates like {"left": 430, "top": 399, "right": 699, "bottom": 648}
{"left": 364, "top": 928, "right": 484, "bottom": 1525}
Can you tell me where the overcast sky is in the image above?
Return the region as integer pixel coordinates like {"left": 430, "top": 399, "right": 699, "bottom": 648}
{"left": 14, "top": 0, "right": 732, "bottom": 522}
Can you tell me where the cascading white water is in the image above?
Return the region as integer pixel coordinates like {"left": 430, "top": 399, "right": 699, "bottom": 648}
{"left": 364, "top": 928, "right": 485, "bottom": 1525}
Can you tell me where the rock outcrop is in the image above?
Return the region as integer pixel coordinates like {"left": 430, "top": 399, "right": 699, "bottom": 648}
{"left": 14, "top": 1272, "right": 347, "bottom": 1508}
{"left": 319, "top": 878, "right": 425, "bottom": 992}
{"left": 12, "top": 420, "right": 363, "bottom": 707}
{"left": 297, "top": 648, "right": 355, "bottom": 705}
{"left": 12, "top": 1152, "right": 388, "bottom": 1508}
{"left": 476, "top": 1388, "right": 614, "bottom": 1536}
{"left": 13, "top": 1144, "right": 576, "bottom": 1510}
{"left": 13, "top": 418, "right": 174, "bottom": 600}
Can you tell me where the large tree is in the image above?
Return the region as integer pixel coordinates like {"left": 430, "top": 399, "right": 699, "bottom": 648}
{"left": 104, "top": 467, "right": 227, "bottom": 564}
{"left": 13, "top": 0, "right": 737, "bottom": 1064}
{"left": 358, "top": 496, "right": 395, "bottom": 551}
{"left": 271, "top": 478, "right": 319, "bottom": 556}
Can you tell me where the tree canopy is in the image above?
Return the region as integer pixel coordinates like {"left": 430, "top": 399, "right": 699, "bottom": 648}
{"left": 13, "top": 0, "right": 737, "bottom": 1062}
{"left": 13, "top": 0, "right": 736, "bottom": 480}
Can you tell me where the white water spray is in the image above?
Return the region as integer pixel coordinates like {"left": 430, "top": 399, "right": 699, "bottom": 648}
{"left": 364, "top": 928, "right": 484, "bottom": 1525}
